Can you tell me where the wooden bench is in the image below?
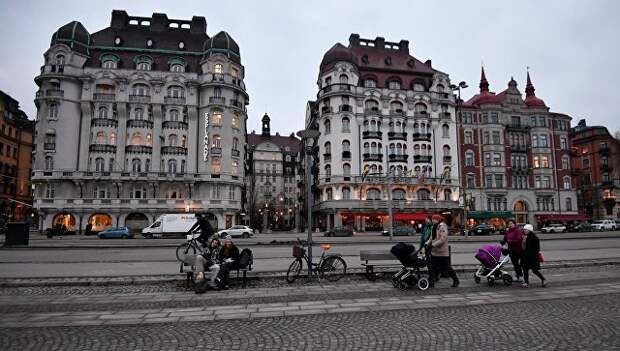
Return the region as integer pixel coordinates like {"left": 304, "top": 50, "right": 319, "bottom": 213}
{"left": 180, "top": 253, "right": 254, "bottom": 289}
{"left": 360, "top": 246, "right": 451, "bottom": 281}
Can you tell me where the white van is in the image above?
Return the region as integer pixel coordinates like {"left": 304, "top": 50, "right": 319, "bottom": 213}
{"left": 142, "top": 214, "right": 198, "bottom": 238}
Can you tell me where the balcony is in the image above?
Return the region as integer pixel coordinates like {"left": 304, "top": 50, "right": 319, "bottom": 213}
{"left": 232, "top": 149, "right": 241, "bottom": 157}
{"left": 128, "top": 94, "right": 151, "bottom": 103}
{"left": 321, "top": 106, "right": 333, "bottom": 115}
{"left": 507, "top": 124, "right": 529, "bottom": 132}
{"left": 209, "top": 96, "right": 225, "bottom": 105}
{"left": 440, "top": 112, "right": 451, "bottom": 120}
{"left": 36, "top": 89, "right": 64, "bottom": 99}
{"left": 125, "top": 145, "right": 152, "bottom": 154}
{"left": 91, "top": 118, "right": 118, "bottom": 128}
{"left": 89, "top": 144, "right": 116, "bottom": 153}
{"left": 363, "top": 153, "right": 383, "bottom": 162}
{"left": 388, "top": 132, "right": 407, "bottom": 141}
{"left": 127, "top": 119, "right": 154, "bottom": 129}
{"left": 339, "top": 104, "right": 353, "bottom": 112}
{"left": 210, "top": 147, "right": 222, "bottom": 155}
{"left": 413, "top": 155, "right": 432, "bottom": 163}
{"left": 43, "top": 143, "right": 56, "bottom": 151}
{"left": 93, "top": 93, "right": 116, "bottom": 102}
{"left": 414, "top": 112, "right": 429, "bottom": 119}
{"left": 443, "top": 156, "right": 452, "bottom": 164}
{"left": 510, "top": 144, "right": 528, "bottom": 153}
{"left": 364, "top": 107, "right": 381, "bottom": 116}
{"left": 390, "top": 109, "right": 406, "bottom": 117}
{"left": 412, "top": 132, "right": 432, "bottom": 142}
{"left": 362, "top": 131, "right": 383, "bottom": 140}
{"left": 342, "top": 151, "right": 351, "bottom": 160}
{"left": 432, "top": 92, "right": 451, "bottom": 100}
{"left": 165, "top": 96, "right": 186, "bottom": 105}
{"left": 318, "top": 84, "right": 353, "bottom": 97}
{"left": 230, "top": 99, "right": 245, "bottom": 110}
{"left": 162, "top": 120, "right": 188, "bottom": 130}
{"left": 389, "top": 154, "right": 408, "bottom": 162}
{"left": 323, "top": 153, "right": 332, "bottom": 161}
{"left": 161, "top": 146, "right": 188, "bottom": 155}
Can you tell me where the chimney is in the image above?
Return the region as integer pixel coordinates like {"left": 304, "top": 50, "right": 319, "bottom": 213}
{"left": 190, "top": 16, "right": 207, "bottom": 34}
{"left": 425, "top": 59, "right": 432, "bottom": 67}
{"left": 276, "top": 132, "right": 280, "bottom": 136}
{"left": 349, "top": 33, "right": 360, "bottom": 46}
{"left": 398, "top": 40, "right": 409, "bottom": 54}
{"left": 150, "top": 13, "right": 168, "bottom": 31}
{"left": 375, "top": 37, "right": 385, "bottom": 49}
{"left": 111, "top": 10, "right": 128, "bottom": 29}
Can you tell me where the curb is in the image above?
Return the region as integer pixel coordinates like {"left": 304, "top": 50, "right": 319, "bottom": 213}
{"left": 1, "top": 258, "right": 619, "bottom": 288}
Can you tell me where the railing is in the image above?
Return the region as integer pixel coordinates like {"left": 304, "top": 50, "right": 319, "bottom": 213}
{"left": 413, "top": 155, "right": 433, "bottom": 163}
{"left": 600, "top": 164, "right": 612, "bottom": 172}
{"left": 443, "top": 156, "right": 452, "bottom": 164}
{"left": 127, "top": 119, "right": 154, "bottom": 128}
{"left": 165, "top": 96, "right": 186, "bottom": 105}
{"left": 412, "top": 132, "right": 432, "bottom": 142}
{"left": 92, "top": 118, "right": 118, "bottom": 128}
{"left": 414, "top": 112, "right": 429, "bottom": 119}
{"left": 362, "top": 131, "right": 382, "bottom": 139}
{"left": 89, "top": 144, "right": 116, "bottom": 153}
{"left": 36, "top": 89, "right": 64, "bottom": 99}
{"left": 125, "top": 145, "right": 152, "bottom": 154}
{"left": 339, "top": 105, "right": 353, "bottom": 112}
{"left": 363, "top": 153, "right": 383, "bottom": 162}
{"left": 323, "top": 153, "right": 332, "bottom": 161}
{"left": 506, "top": 124, "right": 529, "bottom": 132}
{"left": 601, "top": 180, "right": 614, "bottom": 188}
{"left": 43, "top": 143, "right": 56, "bottom": 151}
{"left": 389, "top": 154, "right": 408, "bottom": 162}
{"left": 209, "top": 96, "right": 226, "bottom": 105}
{"left": 128, "top": 95, "right": 151, "bottom": 103}
{"left": 230, "top": 99, "right": 244, "bottom": 109}
{"left": 510, "top": 144, "right": 528, "bottom": 153}
{"left": 431, "top": 92, "right": 451, "bottom": 100}
{"left": 162, "top": 121, "right": 188, "bottom": 130}
{"left": 318, "top": 199, "right": 460, "bottom": 210}
{"left": 93, "top": 93, "right": 116, "bottom": 102}
{"left": 440, "top": 112, "right": 451, "bottom": 119}
{"left": 390, "top": 109, "right": 406, "bottom": 116}
{"left": 317, "top": 84, "right": 354, "bottom": 97}
{"left": 232, "top": 149, "right": 240, "bottom": 157}
{"left": 321, "top": 106, "right": 333, "bottom": 114}
{"left": 161, "top": 146, "right": 188, "bottom": 155}
{"left": 364, "top": 107, "right": 381, "bottom": 115}
{"left": 203, "top": 73, "right": 246, "bottom": 90}
{"left": 342, "top": 151, "right": 351, "bottom": 160}
{"left": 388, "top": 132, "right": 407, "bottom": 140}
{"left": 210, "top": 147, "right": 222, "bottom": 155}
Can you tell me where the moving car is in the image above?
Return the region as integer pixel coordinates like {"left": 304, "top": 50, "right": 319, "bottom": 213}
{"left": 569, "top": 222, "right": 592, "bottom": 232}
{"left": 218, "top": 225, "right": 254, "bottom": 239}
{"left": 540, "top": 223, "right": 567, "bottom": 233}
{"left": 325, "top": 226, "right": 355, "bottom": 237}
{"left": 97, "top": 227, "right": 132, "bottom": 239}
{"left": 466, "top": 224, "right": 497, "bottom": 236}
{"left": 590, "top": 220, "right": 617, "bottom": 231}
{"left": 142, "top": 214, "right": 198, "bottom": 238}
{"left": 382, "top": 226, "right": 416, "bottom": 236}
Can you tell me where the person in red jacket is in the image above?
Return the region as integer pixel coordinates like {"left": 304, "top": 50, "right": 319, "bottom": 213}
{"left": 501, "top": 219, "right": 524, "bottom": 282}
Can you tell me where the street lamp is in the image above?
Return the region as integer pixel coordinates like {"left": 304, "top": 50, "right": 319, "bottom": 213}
{"left": 297, "top": 128, "right": 320, "bottom": 278}
{"left": 451, "top": 81, "right": 468, "bottom": 234}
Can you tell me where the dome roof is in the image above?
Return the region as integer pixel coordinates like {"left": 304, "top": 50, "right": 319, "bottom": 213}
{"left": 320, "top": 43, "right": 357, "bottom": 70}
{"left": 203, "top": 31, "right": 241, "bottom": 63}
{"left": 525, "top": 96, "right": 546, "bottom": 108}
{"left": 50, "top": 21, "right": 92, "bottom": 55}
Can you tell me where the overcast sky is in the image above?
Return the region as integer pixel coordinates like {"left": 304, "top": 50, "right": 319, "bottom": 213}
{"left": 1, "top": 0, "right": 618, "bottom": 135}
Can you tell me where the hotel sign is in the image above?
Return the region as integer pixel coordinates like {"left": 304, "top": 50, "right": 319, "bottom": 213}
{"left": 203, "top": 112, "right": 209, "bottom": 161}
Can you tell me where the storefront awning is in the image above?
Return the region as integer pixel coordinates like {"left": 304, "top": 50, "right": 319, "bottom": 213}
{"left": 537, "top": 214, "right": 589, "bottom": 222}
{"left": 394, "top": 213, "right": 433, "bottom": 221}
{"left": 467, "top": 211, "right": 514, "bottom": 220}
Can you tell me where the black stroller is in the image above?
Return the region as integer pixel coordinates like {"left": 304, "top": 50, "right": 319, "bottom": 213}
{"left": 390, "top": 242, "right": 431, "bottom": 291}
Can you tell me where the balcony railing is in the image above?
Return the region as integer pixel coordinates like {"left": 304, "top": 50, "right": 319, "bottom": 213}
{"left": 388, "top": 132, "right": 407, "bottom": 141}
{"left": 342, "top": 151, "right": 351, "bottom": 160}
{"left": 414, "top": 112, "right": 429, "bottom": 119}
{"left": 362, "top": 131, "right": 382, "bottom": 140}
{"left": 36, "top": 89, "right": 64, "bottom": 99}
{"left": 125, "top": 145, "right": 152, "bottom": 154}
{"left": 232, "top": 149, "right": 240, "bottom": 157}
{"left": 162, "top": 121, "right": 188, "bottom": 130}
{"left": 209, "top": 96, "right": 226, "bottom": 105}
{"left": 390, "top": 109, "right": 406, "bottom": 116}
{"left": 323, "top": 153, "right": 332, "bottom": 161}
{"left": 210, "top": 147, "right": 222, "bottom": 155}
{"left": 601, "top": 180, "right": 614, "bottom": 188}
{"left": 93, "top": 93, "right": 116, "bottom": 102}
{"left": 91, "top": 118, "right": 118, "bottom": 128}
{"left": 165, "top": 96, "right": 186, "bottom": 105}
{"left": 363, "top": 153, "right": 383, "bottom": 162}
{"left": 317, "top": 83, "right": 354, "bottom": 97}
{"left": 161, "top": 146, "right": 188, "bottom": 155}
{"left": 506, "top": 124, "right": 529, "bottom": 132}
{"left": 412, "top": 132, "right": 432, "bottom": 142}
{"left": 510, "top": 144, "right": 528, "bottom": 153}
{"left": 443, "top": 156, "right": 452, "bottom": 164}
{"left": 89, "top": 144, "right": 116, "bottom": 153}
{"left": 127, "top": 119, "right": 154, "bottom": 129}
{"left": 389, "top": 154, "right": 409, "bottom": 162}
{"left": 128, "top": 95, "right": 151, "bottom": 103}
{"left": 431, "top": 92, "right": 451, "bottom": 100}
{"left": 230, "top": 99, "right": 244, "bottom": 109}
{"left": 321, "top": 106, "right": 333, "bottom": 114}
{"left": 413, "top": 155, "right": 433, "bottom": 163}
{"left": 364, "top": 107, "right": 381, "bottom": 115}
{"left": 440, "top": 112, "right": 451, "bottom": 119}
{"left": 43, "top": 143, "right": 56, "bottom": 151}
{"left": 339, "top": 104, "right": 353, "bottom": 112}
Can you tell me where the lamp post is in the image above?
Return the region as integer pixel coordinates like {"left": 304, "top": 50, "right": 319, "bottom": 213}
{"left": 450, "top": 81, "right": 468, "bottom": 235}
{"left": 297, "top": 128, "right": 320, "bottom": 278}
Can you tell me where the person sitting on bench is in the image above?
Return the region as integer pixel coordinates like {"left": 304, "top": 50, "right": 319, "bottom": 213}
{"left": 195, "top": 239, "right": 222, "bottom": 289}
{"left": 217, "top": 239, "right": 240, "bottom": 289}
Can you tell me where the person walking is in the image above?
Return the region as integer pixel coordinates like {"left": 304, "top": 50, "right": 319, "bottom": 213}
{"left": 420, "top": 216, "right": 433, "bottom": 255}
{"left": 501, "top": 219, "right": 524, "bottom": 282}
{"left": 426, "top": 214, "right": 459, "bottom": 288}
{"left": 521, "top": 224, "right": 547, "bottom": 288}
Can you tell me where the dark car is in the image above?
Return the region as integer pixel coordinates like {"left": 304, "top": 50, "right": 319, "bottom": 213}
{"left": 570, "top": 222, "right": 592, "bottom": 232}
{"left": 324, "top": 226, "right": 355, "bottom": 237}
{"left": 382, "top": 226, "right": 416, "bottom": 236}
{"left": 466, "top": 224, "right": 497, "bottom": 236}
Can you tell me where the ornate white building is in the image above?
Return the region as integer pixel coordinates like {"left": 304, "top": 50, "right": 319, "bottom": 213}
{"left": 306, "top": 34, "right": 461, "bottom": 231}
{"left": 32, "top": 11, "right": 249, "bottom": 233}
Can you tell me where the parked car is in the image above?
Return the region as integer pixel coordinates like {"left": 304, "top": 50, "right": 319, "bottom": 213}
{"left": 97, "top": 227, "right": 132, "bottom": 239}
{"left": 541, "top": 223, "right": 567, "bottom": 233}
{"left": 591, "top": 220, "right": 617, "bottom": 231}
{"left": 218, "top": 225, "right": 254, "bottom": 239}
{"left": 466, "top": 224, "right": 497, "bottom": 236}
{"left": 570, "top": 222, "right": 592, "bottom": 232}
{"left": 382, "top": 226, "right": 416, "bottom": 236}
{"left": 325, "top": 226, "right": 355, "bottom": 237}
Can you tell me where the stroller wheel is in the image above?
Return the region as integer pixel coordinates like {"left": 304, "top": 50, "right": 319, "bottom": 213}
{"left": 391, "top": 276, "right": 400, "bottom": 288}
{"left": 502, "top": 274, "right": 513, "bottom": 286}
{"left": 487, "top": 277, "right": 495, "bottom": 287}
{"left": 397, "top": 282, "right": 409, "bottom": 291}
{"left": 417, "top": 277, "right": 430, "bottom": 291}
{"left": 474, "top": 276, "right": 481, "bottom": 284}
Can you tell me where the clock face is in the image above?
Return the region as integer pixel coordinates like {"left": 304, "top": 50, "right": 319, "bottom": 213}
{"left": 178, "top": 41, "right": 185, "bottom": 49}
{"left": 147, "top": 39, "right": 153, "bottom": 47}
{"left": 114, "top": 37, "right": 121, "bottom": 45}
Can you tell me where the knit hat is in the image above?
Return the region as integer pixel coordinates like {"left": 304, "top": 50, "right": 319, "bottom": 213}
{"left": 523, "top": 224, "right": 534, "bottom": 232}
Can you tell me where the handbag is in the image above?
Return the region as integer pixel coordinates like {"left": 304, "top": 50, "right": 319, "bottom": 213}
{"left": 538, "top": 252, "right": 544, "bottom": 263}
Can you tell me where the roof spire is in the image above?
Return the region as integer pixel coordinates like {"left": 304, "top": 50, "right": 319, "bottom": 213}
{"left": 525, "top": 67, "right": 535, "bottom": 97}
{"left": 479, "top": 65, "right": 489, "bottom": 93}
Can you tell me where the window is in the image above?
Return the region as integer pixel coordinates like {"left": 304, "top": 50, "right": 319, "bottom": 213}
{"left": 494, "top": 174, "right": 503, "bottom": 188}
{"left": 232, "top": 113, "right": 240, "bottom": 129}
{"left": 342, "top": 117, "right": 350, "bottom": 133}
{"left": 324, "top": 141, "right": 331, "bottom": 155}
{"left": 388, "top": 80, "right": 401, "bottom": 90}
{"left": 211, "top": 184, "right": 221, "bottom": 200}
{"left": 109, "top": 158, "right": 115, "bottom": 172}
{"left": 582, "top": 157, "right": 590, "bottom": 168}
{"left": 232, "top": 160, "right": 239, "bottom": 175}
{"left": 101, "top": 58, "right": 117, "bottom": 69}
{"left": 134, "top": 108, "right": 144, "bottom": 120}
{"left": 484, "top": 153, "right": 491, "bottom": 166}
{"left": 45, "top": 156, "right": 53, "bottom": 170}
{"left": 392, "top": 189, "right": 406, "bottom": 200}
{"left": 464, "top": 131, "right": 473, "bottom": 144}
{"left": 55, "top": 54, "right": 65, "bottom": 66}
{"left": 325, "top": 188, "right": 333, "bottom": 201}
{"left": 44, "top": 184, "right": 55, "bottom": 198}
{"left": 342, "top": 140, "right": 350, "bottom": 152}
{"left": 462, "top": 112, "right": 473, "bottom": 124}
{"left": 166, "top": 86, "right": 185, "bottom": 98}
{"left": 563, "top": 176, "right": 571, "bottom": 190}
{"left": 95, "top": 131, "right": 107, "bottom": 144}
{"left": 483, "top": 131, "right": 490, "bottom": 145}
{"left": 44, "top": 132, "right": 56, "bottom": 150}
{"left": 466, "top": 174, "right": 476, "bottom": 188}
{"left": 169, "top": 109, "right": 179, "bottom": 121}
{"left": 212, "top": 135, "right": 221, "bottom": 148}
{"left": 131, "top": 84, "right": 150, "bottom": 96}
{"left": 146, "top": 134, "right": 152, "bottom": 146}
{"left": 562, "top": 156, "right": 569, "bottom": 170}
{"left": 566, "top": 198, "right": 573, "bottom": 211}
{"left": 214, "top": 63, "right": 223, "bottom": 74}
{"left": 540, "top": 134, "right": 548, "bottom": 147}
{"left": 324, "top": 119, "right": 331, "bottom": 134}
{"left": 465, "top": 151, "right": 474, "bottom": 167}
{"left": 492, "top": 153, "right": 502, "bottom": 167}
{"left": 541, "top": 156, "right": 549, "bottom": 168}
{"left": 168, "top": 134, "right": 179, "bottom": 147}
{"left": 490, "top": 112, "right": 499, "bottom": 124}
{"left": 325, "top": 164, "right": 331, "bottom": 177}
{"left": 48, "top": 103, "right": 58, "bottom": 119}
{"left": 511, "top": 116, "right": 521, "bottom": 127}
{"left": 560, "top": 137, "right": 568, "bottom": 150}
{"left": 364, "top": 79, "right": 377, "bottom": 88}
{"left": 367, "top": 188, "right": 381, "bottom": 200}
{"left": 131, "top": 132, "right": 142, "bottom": 146}
{"left": 168, "top": 159, "right": 177, "bottom": 174}
{"left": 232, "top": 137, "right": 239, "bottom": 151}
{"left": 492, "top": 131, "right": 501, "bottom": 144}
{"left": 538, "top": 116, "right": 546, "bottom": 127}
{"left": 443, "top": 145, "right": 451, "bottom": 157}
{"left": 417, "top": 189, "right": 431, "bottom": 200}
{"left": 543, "top": 176, "right": 551, "bottom": 188}
{"left": 442, "top": 124, "right": 449, "bottom": 138}
{"left": 211, "top": 158, "right": 221, "bottom": 174}
{"left": 211, "top": 111, "right": 222, "bottom": 125}
{"left": 228, "top": 185, "right": 236, "bottom": 200}
{"left": 131, "top": 158, "right": 142, "bottom": 173}
{"left": 342, "top": 187, "right": 351, "bottom": 200}
{"left": 343, "top": 163, "right": 351, "bottom": 176}
{"left": 98, "top": 106, "right": 108, "bottom": 119}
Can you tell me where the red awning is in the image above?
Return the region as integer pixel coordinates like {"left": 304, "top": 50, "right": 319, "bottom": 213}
{"left": 537, "top": 214, "right": 589, "bottom": 222}
{"left": 394, "top": 213, "right": 432, "bottom": 221}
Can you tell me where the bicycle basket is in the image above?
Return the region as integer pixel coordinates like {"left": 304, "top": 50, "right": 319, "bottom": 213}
{"left": 292, "top": 245, "right": 306, "bottom": 258}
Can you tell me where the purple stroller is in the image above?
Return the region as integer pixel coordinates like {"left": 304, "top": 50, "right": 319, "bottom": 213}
{"left": 474, "top": 244, "right": 513, "bottom": 286}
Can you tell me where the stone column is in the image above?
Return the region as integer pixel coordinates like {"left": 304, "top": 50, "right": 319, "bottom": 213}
{"left": 78, "top": 102, "right": 92, "bottom": 171}
{"left": 115, "top": 103, "right": 128, "bottom": 170}
{"left": 152, "top": 104, "right": 163, "bottom": 171}
{"left": 187, "top": 107, "right": 199, "bottom": 173}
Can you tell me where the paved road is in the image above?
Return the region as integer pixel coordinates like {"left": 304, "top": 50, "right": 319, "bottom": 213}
{"left": 0, "top": 265, "right": 619, "bottom": 350}
{"left": 0, "top": 237, "right": 620, "bottom": 278}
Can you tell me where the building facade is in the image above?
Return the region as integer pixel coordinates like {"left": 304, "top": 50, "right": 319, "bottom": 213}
{"left": 459, "top": 69, "right": 579, "bottom": 228}
{"left": 0, "top": 91, "right": 35, "bottom": 222}
{"left": 570, "top": 119, "right": 620, "bottom": 220}
{"left": 246, "top": 114, "right": 301, "bottom": 231}
{"left": 32, "top": 10, "right": 248, "bottom": 233}
{"left": 306, "top": 34, "right": 461, "bottom": 232}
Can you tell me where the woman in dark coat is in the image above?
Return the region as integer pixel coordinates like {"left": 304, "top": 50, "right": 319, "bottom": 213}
{"left": 521, "top": 224, "right": 547, "bottom": 288}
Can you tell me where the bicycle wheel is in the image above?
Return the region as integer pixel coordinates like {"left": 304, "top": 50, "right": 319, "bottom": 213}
{"left": 320, "top": 256, "right": 347, "bottom": 282}
{"left": 286, "top": 258, "right": 303, "bottom": 283}
{"left": 176, "top": 242, "right": 196, "bottom": 264}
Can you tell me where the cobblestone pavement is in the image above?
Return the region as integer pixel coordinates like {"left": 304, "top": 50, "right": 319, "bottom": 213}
{"left": 1, "top": 265, "right": 619, "bottom": 350}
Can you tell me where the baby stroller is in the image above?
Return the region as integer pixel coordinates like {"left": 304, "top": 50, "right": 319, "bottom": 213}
{"left": 390, "top": 242, "right": 431, "bottom": 291}
{"left": 474, "top": 245, "right": 513, "bottom": 286}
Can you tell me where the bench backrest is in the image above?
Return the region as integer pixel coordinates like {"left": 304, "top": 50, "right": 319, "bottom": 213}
{"left": 360, "top": 250, "right": 397, "bottom": 261}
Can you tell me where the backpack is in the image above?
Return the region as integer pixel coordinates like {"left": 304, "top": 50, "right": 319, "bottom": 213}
{"left": 194, "top": 276, "right": 210, "bottom": 294}
{"left": 238, "top": 249, "right": 253, "bottom": 269}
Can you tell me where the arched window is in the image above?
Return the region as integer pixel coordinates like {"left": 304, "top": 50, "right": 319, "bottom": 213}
{"left": 45, "top": 156, "right": 54, "bottom": 170}
{"left": 414, "top": 103, "right": 427, "bottom": 113}
{"left": 324, "top": 142, "right": 331, "bottom": 155}
{"left": 324, "top": 119, "right": 331, "bottom": 134}
{"left": 232, "top": 114, "right": 240, "bottom": 129}
{"left": 397, "top": 144, "right": 403, "bottom": 155}
{"left": 232, "top": 137, "right": 239, "bottom": 151}
{"left": 414, "top": 144, "right": 420, "bottom": 155}
{"left": 167, "top": 134, "right": 178, "bottom": 147}
{"left": 55, "top": 54, "right": 65, "bottom": 66}
{"left": 95, "top": 131, "right": 106, "bottom": 144}
{"left": 343, "top": 163, "right": 351, "bottom": 176}
{"left": 169, "top": 109, "right": 179, "bottom": 121}
{"left": 181, "top": 135, "right": 187, "bottom": 148}
{"left": 417, "top": 189, "right": 431, "bottom": 200}
{"left": 339, "top": 74, "right": 348, "bottom": 84}
{"left": 95, "top": 157, "right": 105, "bottom": 172}
{"left": 145, "top": 159, "right": 151, "bottom": 172}
{"left": 366, "top": 188, "right": 381, "bottom": 200}
{"left": 363, "top": 120, "right": 369, "bottom": 132}
{"left": 370, "top": 165, "right": 378, "bottom": 173}
{"left": 48, "top": 103, "right": 58, "bottom": 119}
{"left": 363, "top": 142, "right": 369, "bottom": 154}
{"left": 562, "top": 156, "right": 570, "bottom": 170}
{"left": 390, "top": 101, "right": 403, "bottom": 112}
{"left": 465, "top": 150, "right": 474, "bottom": 167}
{"left": 388, "top": 80, "right": 401, "bottom": 90}
{"left": 131, "top": 84, "right": 150, "bottom": 96}
{"left": 342, "top": 140, "right": 350, "bottom": 152}
{"left": 146, "top": 133, "right": 152, "bottom": 146}
{"left": 342, "top": 117, "right": 350, "bottom": 132}
{"left": 443, "top": 145, "right": 451, "bottom": 157}
{"left": 166, "top": 85, "right": 185, "bottom": 98}
{"left": 342, "top": 187, "right": 351, "bottom": 200}
{"left": 325, "top": 164, "right": 331, "bottom": 177}
{"left": 393, "top": 189, "right": 406, "bottom": 200}
{"left": 212, "top": 135, "right": 221, "bottom": 148}
{"left": 563, "top": 176, "right": 571, "bottom": 190}
{"left": 436, "top": 84, "right": 445, "bottom": 93}
{"left": 444, "top": 189, "right": 452, "bottom": 201}
{"left": 365, "top": 99, "right": 379, "bottom": 110}
{"left": 364, "top": 78, "right": 377, "bottom": 88}
{"left": 371, "top": 142, "right": 378, "bottom": 154}
{"left": 131, "top": 158, "right": 142, "bottom": 173}
{"left": 98, "top": 106, "right": 108, "bottom": 119}
{"left": 442, "top": 124, "right": 449, "bottom": 138}
{"left": 101, "top": 54, "right": 118, "bottom": 69}
{"left": 168, "top": 159, "right": 177, "bottom": 174}
{"left": 134, "top": 108, "right": 144, "bottom": 120}
{"left": 326, "top": 188, "right": 333, "bottom": 201}
{"left": 135, "top": 55, "right": 153, "bottom": 71}
{"left": 131, "top": 132, "right": 142, "bottom": 146}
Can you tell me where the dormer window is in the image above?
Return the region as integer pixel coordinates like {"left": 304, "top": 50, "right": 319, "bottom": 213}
{"left": 170, "top": 64, "right": 184, "bottom": 73}
{"left": 388, "top": 80, "right": 401, "bottom": 90}
{"left": 168, "top": 57, "right": 186, "bottom": 73}
{"left": 55, "top": 54, "right": 65, "bottom": 66}
{"left": 133, "top": 55, "right": 153, "bottom": 71}
{"left": 100, "top": 54, "right": 119, "bottom": 69}
{"left": 364, "top": 79, "right": 376, "bottom": 88}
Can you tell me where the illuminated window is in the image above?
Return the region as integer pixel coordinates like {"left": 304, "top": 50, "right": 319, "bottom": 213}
{"left": 214, "top": 63, "right": 223, "bottom": 74}
{"left": 211, "top": 158, "right": 221, "bottom": 174}
{"left": 211, "top": 111, "right": 222, "bottom": 125}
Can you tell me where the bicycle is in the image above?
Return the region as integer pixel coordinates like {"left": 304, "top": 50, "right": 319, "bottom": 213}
{"left": 175, "top": 231, "right": 205, "bottom": 264}
{"left": 286, "top": 238, "right": 347, "bottom": 283}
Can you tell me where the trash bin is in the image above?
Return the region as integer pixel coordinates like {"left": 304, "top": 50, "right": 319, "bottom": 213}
{"left": 5, "top": 222, "right": 29, "bottom": 246}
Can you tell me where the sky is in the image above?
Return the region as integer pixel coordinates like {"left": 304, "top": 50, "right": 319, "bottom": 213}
{"left": 1, "top": 0, "right": 619, "bottom": 135}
